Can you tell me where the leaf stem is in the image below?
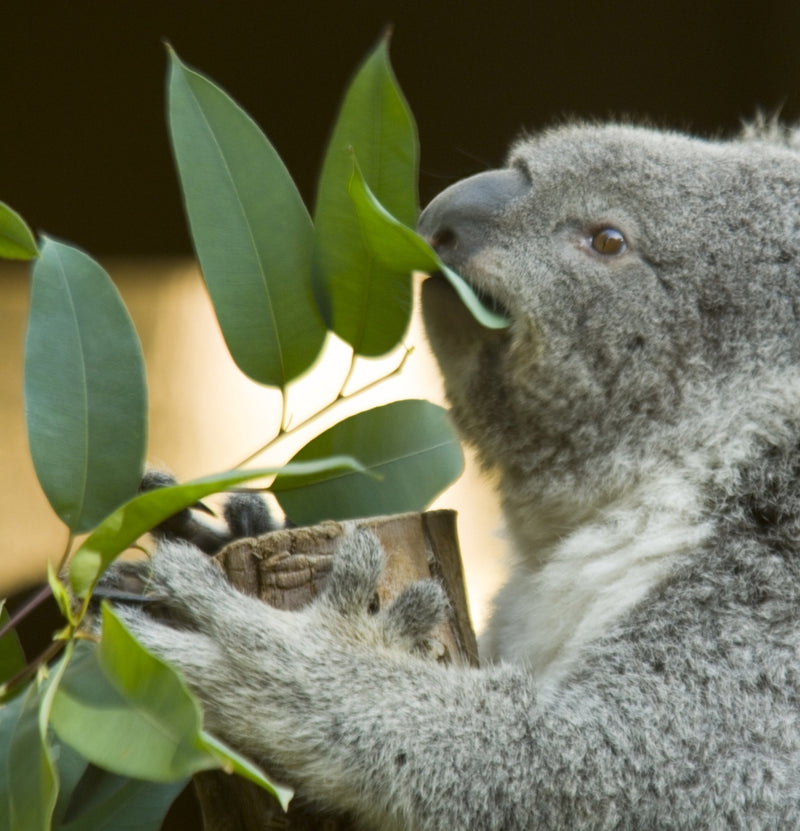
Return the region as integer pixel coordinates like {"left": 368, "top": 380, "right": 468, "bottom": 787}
{"left": 336, "top": 347, "right": 358, "bottom": 400}
{"left": 234, "top": 345, "right": 413, "bottom": 469}
{"left": 279, "top": 388, "right": 290, "bottom": 434}
{"left": 55, "top": 533, "right": 74, "bottom": 576}
{"left": 0, "top": 639, "right": 65, "bottom": 700}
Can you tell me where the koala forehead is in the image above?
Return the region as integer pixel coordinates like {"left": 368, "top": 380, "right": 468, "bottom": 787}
{"left": 506, "top": 123, "right": 800, "bottom": 246}
{"left": 508, "top": 122, "right": 799, "bottom": 192}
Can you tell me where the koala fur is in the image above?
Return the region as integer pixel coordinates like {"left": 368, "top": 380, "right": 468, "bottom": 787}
{"left": 115, "top": 122, "right": 800, "bottom": 828}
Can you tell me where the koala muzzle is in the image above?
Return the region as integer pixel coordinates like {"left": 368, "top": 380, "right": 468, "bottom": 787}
{"left": 417, "top": 168, "right": 530, "bottom": 270}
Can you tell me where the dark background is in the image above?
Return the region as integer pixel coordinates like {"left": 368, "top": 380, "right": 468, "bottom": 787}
{"left": 5, "top": 0, "right": 800, "bottom": 256}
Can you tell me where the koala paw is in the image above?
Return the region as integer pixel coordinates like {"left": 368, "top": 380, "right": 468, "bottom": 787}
{"left": 223, "top": 491, "right": 285, "bottom": 538}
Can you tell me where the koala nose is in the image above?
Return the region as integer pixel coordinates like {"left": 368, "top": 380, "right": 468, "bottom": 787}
{"left": 417, "top": 168, "right": 530, "bottom": 266}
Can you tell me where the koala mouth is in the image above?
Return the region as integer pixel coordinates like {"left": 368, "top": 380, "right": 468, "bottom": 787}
{"left": 427, "top": 269, "right": 512, "bottom": 324}
{"left": 471, "top": 282, "right": 511, "bottom": 320}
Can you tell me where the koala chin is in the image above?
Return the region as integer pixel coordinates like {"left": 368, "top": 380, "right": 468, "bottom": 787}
{"left": 115, "top": 121, "right": 800, "bottom": 829}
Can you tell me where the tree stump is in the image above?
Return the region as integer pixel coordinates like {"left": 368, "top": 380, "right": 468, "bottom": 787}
{"left": 193, "top": 510, "right": 477, "bottom": 831}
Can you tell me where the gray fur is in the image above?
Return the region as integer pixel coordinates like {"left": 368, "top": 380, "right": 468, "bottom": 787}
{"left": 116, "top": 122, "right": 800, "bottom": 827}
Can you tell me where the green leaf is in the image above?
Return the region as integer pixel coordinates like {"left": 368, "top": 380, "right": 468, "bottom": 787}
{"left": 57, "top": 767, "right": 185, "bottom": 831}
{"left": 24, "top": 238, "right": 147, "bottom": 533}
{"left": 48, "top": 561, "right": 76, "bottom": 627}
{"left": 6, "top": 645, "right": 73, "bottom": 831}
{"left": 0, "top": 603, "right": 26, "bottom": 687}
{"left": 50, "top": 610, "right": 290, "bottom": 808}
{"left": 51, "top": 741, "right": 89, "bottom": 829}
{"left": 312, "top": 34, "right": 419, "bottom": 356}
{"left": 0, "top": 690, "right": 27, "bottom": 829}
{"left": 51, "top": 633, "right": 212, "bottom": 783}
{"left": 272, "top": 400, "right": 464, "bottom": 524}
{"left": 1, "top": 680, "right": 185, "bottom": 831}
{"left": 49, "top": 718, "right": 185, "bottom": 831}
{"left": 0, "top": 201, "right": 37, "bottom": 260}
{"left": 167, "top": 47, "right": 326, "bottom": 388}
{"left": 349, "top": 161, "right": 510, "bottom": 330}
{"left": 51, "top": 632, "right": 209, "bottom": 783}
{"left": 197, "top": 730, "right": 292, "bottom": 811}
{"left": 68, "top": 458, "right": 363, "bottom": 597}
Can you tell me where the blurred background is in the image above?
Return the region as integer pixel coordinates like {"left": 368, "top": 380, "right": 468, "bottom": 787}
{"left": 4, "top": 0, "right": 800, "bottom": 650}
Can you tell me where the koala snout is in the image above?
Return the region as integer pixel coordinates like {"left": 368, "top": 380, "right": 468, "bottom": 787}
{"left": 417, "top": 168, "right": 530, "bottom": 270}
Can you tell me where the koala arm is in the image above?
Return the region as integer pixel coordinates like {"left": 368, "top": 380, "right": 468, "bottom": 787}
{"left": 112, "top": 535, "right": 547, "bottom": 829}
{"left": 114, "top": 532, "right": 752, "bottom": 831}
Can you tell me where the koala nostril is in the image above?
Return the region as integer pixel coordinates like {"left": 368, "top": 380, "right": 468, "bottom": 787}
{"left": 429, "top": 227, "right": 457, "bottom": 252}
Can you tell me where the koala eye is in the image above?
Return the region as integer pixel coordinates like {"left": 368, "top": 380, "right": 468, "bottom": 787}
{"left": 590, "top": 227, "right": 628, "bottom": 256}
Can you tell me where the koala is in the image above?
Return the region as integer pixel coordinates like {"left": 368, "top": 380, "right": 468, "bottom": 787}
{"left": 113, "top": 121, "right": 800, "bottom": 828}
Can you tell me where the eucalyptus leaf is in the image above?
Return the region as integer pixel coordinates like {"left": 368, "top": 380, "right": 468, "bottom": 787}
{"left": 68, "top": 458, "right": 363, "bottom": 597}
{"left": 272, "top": 400, "right": 463, "bottom": 524}
{"left": 348, "top": 161, "right": 510, "bottom": 330}
{"left": 58, "top": 767, "right": 186, "bottom": 831}
{"left": 51, "top": 634, "right": 215, "bottom": 783}
{"left": 48, "top": 561, "right": 76, "bottom": 626}
{"left": 312, "top": 35, "right": 419, "bottom": 356}
{"left": 197, "top": 730, "right": 292, "bottom": 811}
{"left": 0, "top": 604, "right": 25, "bottom": 687}
{"left": 0, "top": 201, "right": 37, "bottom": 260}
{"left": 51, "top": 741, "right": 89, "bottom": 828}
{"left": 6, "top": 645, "right": 72, "bottom": 831}
{"left": 25, "top": 238, "right": 147, "bottom": 533}
{"left": 50, "top": 610, "right": 290, "bottom": 808}
{"left": 0, "top": 690, "right": 27, "bottom": 829}
{"left": 167, "top": 47, "right": 326, "bottom": 388}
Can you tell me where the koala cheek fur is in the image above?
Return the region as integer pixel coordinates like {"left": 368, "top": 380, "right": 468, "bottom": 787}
{"left": 117, "top": 121, "right": 800, "bottom": 829}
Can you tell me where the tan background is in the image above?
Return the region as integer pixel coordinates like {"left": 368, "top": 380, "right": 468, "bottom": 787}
{"left": 0, "top": 262, "right": 508, "bottom": 631}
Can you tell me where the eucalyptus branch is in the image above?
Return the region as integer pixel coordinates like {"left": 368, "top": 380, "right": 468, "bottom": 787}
{"left": 0, "top": 639, "right": 65, "bottom": 701}
{"left": 56, "top": 532, "right": 75, "bottom": 575}
{"left": 234, "top": 344, "right": 413, "bottom": 469}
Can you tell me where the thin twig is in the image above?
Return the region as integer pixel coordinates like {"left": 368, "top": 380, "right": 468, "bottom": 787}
{"left": 55, "top": 533, "right": 75, "bottom": 576}
{"left": 234, "top": 345, "right": 413, "bottom": 469}
{"left": 0, "top": 639, "right": 65, "bottom": 699}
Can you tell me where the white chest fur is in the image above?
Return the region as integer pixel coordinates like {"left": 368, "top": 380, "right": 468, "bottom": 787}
{"left": 482, "top": 469, "right": 713, "bottom": 688}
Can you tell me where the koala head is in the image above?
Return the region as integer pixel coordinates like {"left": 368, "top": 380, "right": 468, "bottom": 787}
{"left": 419, "top": 124, "right": 800, "bottom": 524}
